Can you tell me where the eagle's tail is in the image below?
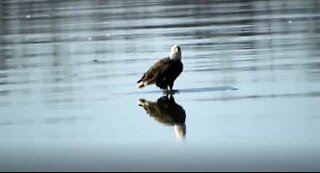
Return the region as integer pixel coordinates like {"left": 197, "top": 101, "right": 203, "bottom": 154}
{"left": 136, "top": 80, "right": 147, "bottom": 88}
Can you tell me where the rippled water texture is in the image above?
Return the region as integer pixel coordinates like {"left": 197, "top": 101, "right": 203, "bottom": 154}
{"left": 1, "top": 0, "right": 320, "bottom": 171}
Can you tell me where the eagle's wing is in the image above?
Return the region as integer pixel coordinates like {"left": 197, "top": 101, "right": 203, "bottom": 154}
{"left": 137, "top": 57, "right": 171, "bottom": 88}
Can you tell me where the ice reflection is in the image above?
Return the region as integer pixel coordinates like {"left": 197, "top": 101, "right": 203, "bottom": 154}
{"left": 138, "top": 96, "right": 186, "bottom": 139}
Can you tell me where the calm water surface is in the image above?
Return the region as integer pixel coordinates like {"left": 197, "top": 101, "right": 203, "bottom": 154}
{"left": 1, "top": 0, "right": 320, "bottom": 171}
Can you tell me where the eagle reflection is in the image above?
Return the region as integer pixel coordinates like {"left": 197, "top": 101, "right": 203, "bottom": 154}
{"left": 137, "top": 96, "right": 186, "bottom": 139}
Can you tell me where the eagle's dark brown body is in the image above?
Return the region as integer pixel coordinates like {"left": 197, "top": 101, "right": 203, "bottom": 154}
{"left": 137, "top": 57, "right": 183, "bottom": 90}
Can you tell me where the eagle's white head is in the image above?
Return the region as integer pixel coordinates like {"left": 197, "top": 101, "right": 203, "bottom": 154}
{"left": 169, "top": 45, "right": 181, "bottom": 60}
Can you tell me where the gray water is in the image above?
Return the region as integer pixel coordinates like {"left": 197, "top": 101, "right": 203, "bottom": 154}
{"left": 1, "top": 0, "right": 320, "bottom": 171}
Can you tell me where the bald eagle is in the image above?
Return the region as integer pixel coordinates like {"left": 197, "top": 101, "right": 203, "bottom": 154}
{"left": 137, "top": 45, "right": 183, "bottom": 91}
